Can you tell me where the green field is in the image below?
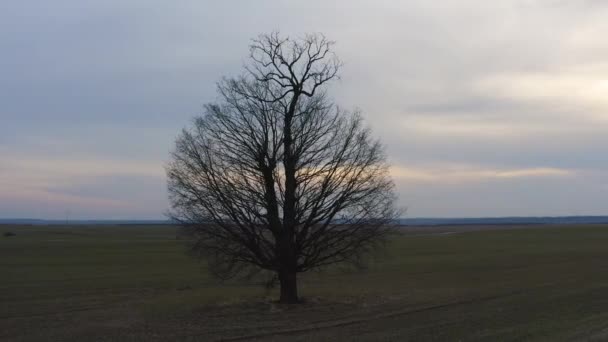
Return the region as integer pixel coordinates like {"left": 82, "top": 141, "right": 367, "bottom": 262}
{"left": 2, "top": 224, "right": 608, "bottom": 341}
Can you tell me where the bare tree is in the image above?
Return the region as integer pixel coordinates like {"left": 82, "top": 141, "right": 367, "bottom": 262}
{"left": 167, "top": 32, "right": 399, "bottom": 304}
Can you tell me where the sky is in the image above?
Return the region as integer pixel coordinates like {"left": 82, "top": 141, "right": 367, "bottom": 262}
{"left": 1, "top": 0, "right": 607, "bottom": 219}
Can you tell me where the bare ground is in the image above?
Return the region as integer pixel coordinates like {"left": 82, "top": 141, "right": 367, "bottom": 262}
{"left": 2, "top": 224, "right": 608, "bottom": 341}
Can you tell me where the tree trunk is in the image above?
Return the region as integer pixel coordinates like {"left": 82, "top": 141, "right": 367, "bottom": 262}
{"left": 277, "top": 91, "right": 300, "bottom": 305}
{"left": 278, "top": 269, "right": 298, "bottom": 304}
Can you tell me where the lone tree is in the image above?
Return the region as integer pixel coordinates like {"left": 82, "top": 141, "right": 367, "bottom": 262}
{"left": 167, "top": 32, "right": 398, "bottom": 304}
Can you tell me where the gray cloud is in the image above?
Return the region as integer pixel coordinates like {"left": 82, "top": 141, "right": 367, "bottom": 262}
{"left": 2, "top": 0, "right": 607, "bottom": 218}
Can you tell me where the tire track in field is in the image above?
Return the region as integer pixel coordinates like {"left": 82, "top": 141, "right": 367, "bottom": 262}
{"left": 217, "top": 289, "right": 528, "bottom": 341}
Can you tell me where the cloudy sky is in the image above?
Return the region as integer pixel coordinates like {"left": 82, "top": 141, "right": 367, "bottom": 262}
{"left": 1, "top": 0, "right": 607, "bottom": 219}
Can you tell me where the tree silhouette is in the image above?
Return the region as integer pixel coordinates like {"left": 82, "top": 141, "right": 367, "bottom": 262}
{"left": 167, "top": 32, "right": 398, "bottom": 303}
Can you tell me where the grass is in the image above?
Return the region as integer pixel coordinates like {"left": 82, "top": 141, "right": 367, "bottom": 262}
{"left": 1, "top": 224, "right": 608, "bottom": 341}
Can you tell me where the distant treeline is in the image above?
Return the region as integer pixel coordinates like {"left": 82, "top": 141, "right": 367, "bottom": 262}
{"left": 399, "top": 216, "right": 608, "bottom": 226}
{"left": 2, "top": 216, "right": 608, "bottom": 226}
{"left": 0, "top": 219, "right": 173, "bottom": 225}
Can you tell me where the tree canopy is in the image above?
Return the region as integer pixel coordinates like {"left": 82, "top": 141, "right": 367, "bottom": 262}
{"left": 167, "top": 32, "right": 399, "bottom": 303}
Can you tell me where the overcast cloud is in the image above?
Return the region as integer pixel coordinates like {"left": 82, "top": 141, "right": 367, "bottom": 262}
{"left": 1, "top": 0, "right": 607, "bottom": 219}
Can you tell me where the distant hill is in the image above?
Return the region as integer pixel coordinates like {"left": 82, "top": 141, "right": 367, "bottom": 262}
{"left": 2, "top": 216, "right": 608, "bottom": 226}
{"left": 398, "top": 216, "right": 608, "bottom": 226}
{"left": 0, "top": 219, "right": 172, "bottom": 225}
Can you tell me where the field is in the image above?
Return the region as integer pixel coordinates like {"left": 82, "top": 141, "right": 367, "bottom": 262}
{"left": 2, "top": 224, "right": 608, "bottom": 341}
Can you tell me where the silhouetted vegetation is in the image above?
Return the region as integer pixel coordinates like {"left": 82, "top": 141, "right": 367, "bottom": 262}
{"left": 167, "top": 32, "right": 398, "bottom": 303}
